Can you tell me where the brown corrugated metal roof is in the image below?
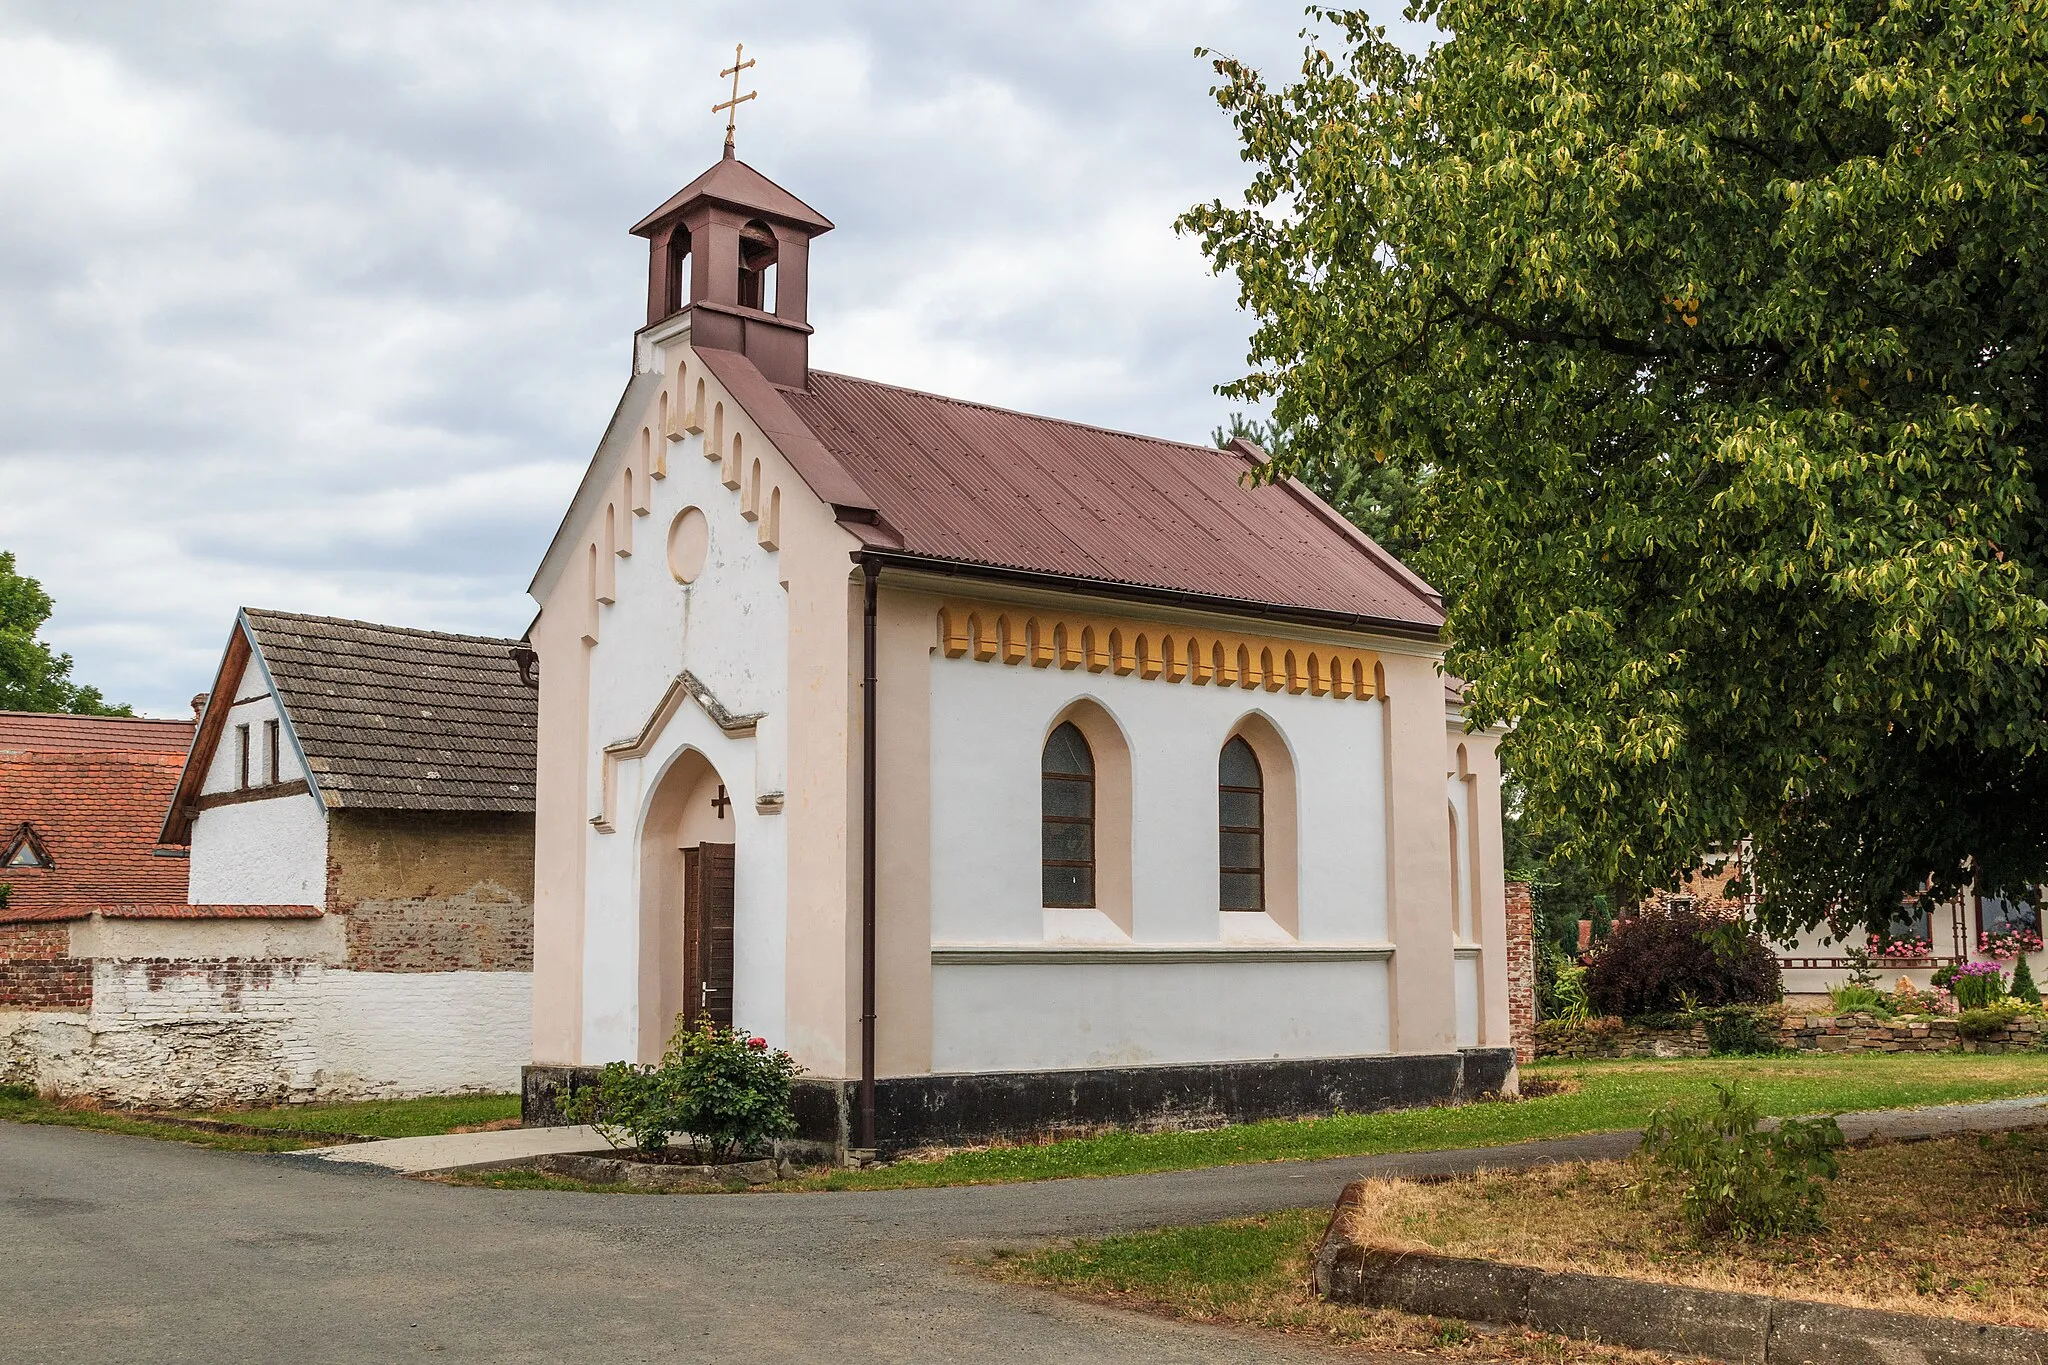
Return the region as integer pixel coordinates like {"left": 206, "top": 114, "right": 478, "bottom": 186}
{"left": 631, "top": 157, "right": 833, "bottom": 236}
{"left": 242, "top": 611, "right": 536, "bottom": 814}
{"left": 0, "top": 712, "right": 194, "bottom": 755}
{"left": 775, "top": 369, "right": 1444, "bottom": 632}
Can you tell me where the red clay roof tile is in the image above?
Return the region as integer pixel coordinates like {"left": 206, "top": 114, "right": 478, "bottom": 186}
{"left": 0, "top": 751, "right": 188, "bottom": 917}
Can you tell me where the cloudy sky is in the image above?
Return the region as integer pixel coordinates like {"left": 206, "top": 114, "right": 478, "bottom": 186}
{"left": 1, "top": 1, "right": 1428, "bottom": 717}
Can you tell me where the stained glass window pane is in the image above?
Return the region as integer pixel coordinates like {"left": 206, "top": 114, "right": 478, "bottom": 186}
{"left": 1220, "top": 736, "right": 1261, "bottom": 789}
{"left": 1220, "top": 790, "right": 1261, "bottom": 829}
{"left": 1044, "top": 865, "right": 1094, "bottom": 907}
{"left": 1043, "top": 722, "right": 1094, "bottom": 776}
{"left": 1042, "top": 776, "right": 1092, "bottom": 817}
{"left": 1220, "top": 871, "right": 1263, "bottom": 911}
{"left": 1220, "top": 831, "right": 1262, "bottom": 870}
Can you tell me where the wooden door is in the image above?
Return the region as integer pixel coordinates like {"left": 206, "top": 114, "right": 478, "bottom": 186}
{"left": 682, "top": 843, "right": 736, "bottom": 1029}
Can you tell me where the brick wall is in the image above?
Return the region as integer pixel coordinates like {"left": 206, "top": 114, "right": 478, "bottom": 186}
{"left": 0, "top": 922, "right": 91, "bottom": 1010}
{"left": 326, "top": 809, "right": 534, "bottom": 973}
{"left": 1504, "top": 881, "right": 1535, "bottom": 1064}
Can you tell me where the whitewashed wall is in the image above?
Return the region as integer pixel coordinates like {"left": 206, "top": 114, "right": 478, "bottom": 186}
{"left": 931, "top": 956, "right": 1390, "bottom": 1071}
{"left": 187, "top": 666, "right": 328, "bottom": 906}
{"left": 0, "top": 963, "right": 529, "bottom": 1105}
{"left": 576, "top": 378, "right": 791, "bottom": 1064}
{"left": 928, "top": 650, "right": 1394, "bottom": 1071}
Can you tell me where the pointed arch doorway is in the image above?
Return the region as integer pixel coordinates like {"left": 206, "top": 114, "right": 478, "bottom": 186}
{"left": 639, "top": 748, "right": 738, "bottom": 1059}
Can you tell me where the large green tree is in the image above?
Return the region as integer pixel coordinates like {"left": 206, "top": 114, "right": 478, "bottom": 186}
{"left": 0, "top": 552, "right": 128, "bottom": 716}
{"left": 1182, "top": 1, "right": 2048, "bottom": 939}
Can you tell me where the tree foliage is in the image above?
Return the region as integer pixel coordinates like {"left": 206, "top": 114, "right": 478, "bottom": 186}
{"left": 1213, "top": 411, "right": 1426, "bottom": 562}
{"left": 0, "top": 552, "right": 128, "bottom": 716}
{"left": 1182, "top": 0, "right": 2048, "bottom": 939}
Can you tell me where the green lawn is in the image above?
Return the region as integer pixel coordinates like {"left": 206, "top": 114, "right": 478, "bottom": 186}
{"left": 993, "top": 1210, "right": 1590, "bottom": 1360}
{"left": 0, "top": 1085, "right": 520, "bottom": 1149}
{"left": 191, "top": 1093, "right": 520, "bottom": 1139}
{"left": 796, "top": 1053, "right": 2048, "bottom": 1191}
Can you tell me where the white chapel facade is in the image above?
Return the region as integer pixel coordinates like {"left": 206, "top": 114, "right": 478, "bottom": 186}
{"left": 524, "top": 148, "right": 1512, "bottom": 1151}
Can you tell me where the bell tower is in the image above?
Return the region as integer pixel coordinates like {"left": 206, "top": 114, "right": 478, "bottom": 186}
{"left": 630, "top": 157, "right": 833, "bottom": 388}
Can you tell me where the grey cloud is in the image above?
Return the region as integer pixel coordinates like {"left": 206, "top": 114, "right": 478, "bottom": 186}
{"left": 0, "top": 1, "right": 1425, "bottom": 715}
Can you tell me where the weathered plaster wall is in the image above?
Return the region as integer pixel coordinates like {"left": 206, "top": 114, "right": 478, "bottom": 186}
{"left": 0, "top": 959, "right": 530, "bottom": 1104}
{"left": 326, "top": 809, "right": 534, "bottom": 972}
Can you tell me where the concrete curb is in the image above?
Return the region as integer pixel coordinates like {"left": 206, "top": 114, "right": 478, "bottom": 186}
{"left": 1314, "top": 1194, "right": 2048, "bottom": 1364}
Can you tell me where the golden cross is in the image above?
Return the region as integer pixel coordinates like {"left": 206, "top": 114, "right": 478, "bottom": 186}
{"left": 714, "top": 43, "right": 757, "bottom": 159}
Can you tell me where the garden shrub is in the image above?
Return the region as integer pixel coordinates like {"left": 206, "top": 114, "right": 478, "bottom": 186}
{"left": 1952, "top": 961, "right": 2008, "bottom": 1010}
{"left": 1640, "top": 1083, "right": 1844, "bottom": 1240}
{"left": 1957, "top": 1004, "right": 2025, "bottom": 1040}
{"left": 1697, "top": 1005, "right": 1781, "bottom": 1056}
{"left": 1583, "top": 904, "right": 1782, "bottom": 1017}
{"left": 2012, "top": 955, "right": 2042, "bottom": 1007}
{"left": 563, "top": 1020, "right": 802, "bottom": 1162}
{"left": 1548, "top": 959, "right": 1593, "bottom": 1023}
{"left": 1826, "top": 983, "right": 1891, "bottom": 1018}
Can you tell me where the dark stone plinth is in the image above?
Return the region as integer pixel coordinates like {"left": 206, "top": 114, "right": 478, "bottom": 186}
{"left": 524, "top": 1047, "right": 1517, "bottom": 1159}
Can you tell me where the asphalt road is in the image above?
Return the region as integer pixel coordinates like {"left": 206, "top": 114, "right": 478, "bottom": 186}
{"left": 5, "top": 1097, "right": 2043, "bottom": 1365}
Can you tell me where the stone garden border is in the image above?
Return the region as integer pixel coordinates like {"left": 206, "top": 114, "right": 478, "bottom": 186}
{"left": 1313, "top": 1181, "right": 2048, "bottom": 1365}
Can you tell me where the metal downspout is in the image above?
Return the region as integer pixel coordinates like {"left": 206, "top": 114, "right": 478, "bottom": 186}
{"left": 859, "top": 558, "right": 880, "bottom": 1153}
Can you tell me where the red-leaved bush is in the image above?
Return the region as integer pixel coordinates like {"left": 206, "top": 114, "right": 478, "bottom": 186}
{"left": 1583, "top": 904, "right": 1782, "bottom": 1017}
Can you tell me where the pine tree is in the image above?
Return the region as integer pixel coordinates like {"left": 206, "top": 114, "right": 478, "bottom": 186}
{"left": 2011, "top": 954, "right": 2041, "bottom": 1008}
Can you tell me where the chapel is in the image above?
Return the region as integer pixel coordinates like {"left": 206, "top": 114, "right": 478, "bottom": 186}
{"left": 523, "top": 143, "right": 1515, "bottom": 1154}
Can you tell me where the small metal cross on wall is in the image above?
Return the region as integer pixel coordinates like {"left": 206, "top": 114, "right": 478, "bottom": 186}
{"left": 711, "top": 784, "right": 731, "bottom": 819}
{"left": 714, "top": 42, "right": 757, "bottom": 159}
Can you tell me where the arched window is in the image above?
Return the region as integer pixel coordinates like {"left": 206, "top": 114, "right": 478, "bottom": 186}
{"left": 1041, "top": 721, "right": 1095, "bottom": 908}
{"left": 1220, "top": 736, "right": 1264, "bottom": 911}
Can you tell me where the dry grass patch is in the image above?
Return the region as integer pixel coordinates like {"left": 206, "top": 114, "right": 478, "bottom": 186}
{"left": 994, "top": 1209, "right": 1707, "bottom": 1362}
{"left": 1337, "top": 1130, "right": 2048, "bottom": 1328}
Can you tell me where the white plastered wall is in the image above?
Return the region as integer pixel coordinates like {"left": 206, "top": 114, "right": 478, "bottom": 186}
{"left": 0, "top": 961, "right": 530, "bottom": 1105}
{"left": 926, "top": 647, "right": 1394, "bottom": 1072}
{"left": 569, "top": 338, "right": 793, "bottom": 1067}
{"left": 186, "top": 660, "right": 327, "bottom": 906}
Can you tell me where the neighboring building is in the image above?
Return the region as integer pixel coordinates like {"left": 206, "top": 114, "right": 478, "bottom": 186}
{"left": 1, "top": 612, "right": 539, "bottom": 1105}
{"left": 1, "top": 710, "right": 196, "bottom": 1087}
{"left": 1640, "top": 849, "right": 2046, "bottom": 997}
{"left": 522, "top": 148, "right": 1514, "bottom": 1154}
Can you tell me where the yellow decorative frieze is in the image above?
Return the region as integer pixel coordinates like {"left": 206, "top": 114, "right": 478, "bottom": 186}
{"left": 935, "top": 601, "right": 1385, "bottom": 699}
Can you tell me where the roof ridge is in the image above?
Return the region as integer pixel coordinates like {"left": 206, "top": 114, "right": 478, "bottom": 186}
{"left": 241, "top": 608, "right": 521, "bottom": 649}
{"left": 801, "top": 369, "right": 1238, "bottom": 460}
{"left": 0, "top": 712, "right": 183, "bottom": 724}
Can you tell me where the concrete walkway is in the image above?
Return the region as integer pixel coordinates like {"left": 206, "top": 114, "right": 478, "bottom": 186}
{"left": 4, "top": 1094, "right": 2044, "bottom": 1365}
{"left": 300, "top": 1123, "right": 618, "bottom": 1174}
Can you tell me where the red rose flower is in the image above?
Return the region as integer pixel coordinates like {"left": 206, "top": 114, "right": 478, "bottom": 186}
{"left": 748, "top": 1036, "right": 767, "bottom": 1049}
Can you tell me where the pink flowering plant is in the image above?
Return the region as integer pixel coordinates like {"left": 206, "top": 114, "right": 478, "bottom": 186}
{"left": 1978, "top": 927, "right": 2044, "bottom": 961}
{"left": 1867, "top": 932, "right": 1931, "bottom": 961}
{"left": 1950, "top": 960, "right": 2008, "bottom": 1010}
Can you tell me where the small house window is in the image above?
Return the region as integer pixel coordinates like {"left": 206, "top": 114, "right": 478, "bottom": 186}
{"left": 236, "top": 724, "right": 251, "bottom": 789}
{"left": 1980, "top": 891, "right": 2042, "bottom": 940}
{"left": 1041, "top": 722, "right": 1095, "bottom": 908}
{"left": 1220, "top": 736, "right": 1264, "bottom": 911}
{"left": 265, "top": 719, "right": 281, "bottom": 784}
